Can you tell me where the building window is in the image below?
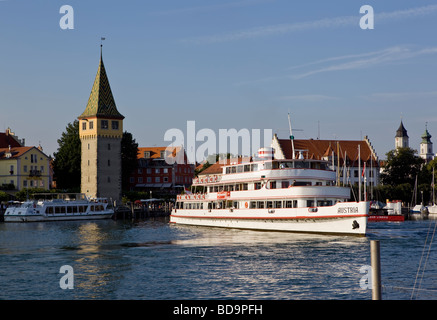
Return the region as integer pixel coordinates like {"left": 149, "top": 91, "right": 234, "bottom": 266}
{"left": 108, "top": 159, "right": 111, "bottom": 166}
{"left": 138, "top": 168, "right": 142, "bottom": 174}
{"left": 82, "top": 122, "right": 87, "bottom": 130}
{"left": 160, "top": 151, "right": 165, "bottom": 158}
{"left": 164, "top": 177, "right": 168, "bottom": 182}
{"left": 112, "top": 121, "right": 119, "bottom": 130}
{"left": 156, "top": 177, "right": 160, "bottom": 183}
{"left": 163, "top": 168, "right": 168, "bottom": 174}
{"left": 146, "top": 169, "right": 151, "bottom": 174}
{"left": 130, "top": 177, "right": 134, "bottom": 183}
{"left": 108, "top": 143, "right": 111, "bottom": 150}
{"left": 155, "top": 168, "right": 160, "bottom": 174}
{"left": 147, "top": 177, "right": 152, "bottom": 183}
{"left": 101, "top": 120, "right": 108, "bottom": 129}
{"left": 89, "top": 121, "right": 94, "bottom": 129}
{"left": 144, "top": 151, "right": 150, "bottom": 158}
{"left": 23, "top": 165, "right": 27, "bottom": 173}
{"left": 108, "top": 177, "right": 111, "bottom": 182}
{"left": 23, "top": 180, "right": 27, "bottom": 187}
{"left": 138, "top": 177, "right": 143, "bottom": 183}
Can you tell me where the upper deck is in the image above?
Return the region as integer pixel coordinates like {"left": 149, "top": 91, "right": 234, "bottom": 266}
{"left": 193, "top": 158, "right": 335, "bottom": 186}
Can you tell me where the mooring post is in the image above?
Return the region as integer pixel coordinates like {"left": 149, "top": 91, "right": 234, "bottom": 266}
{"left": 371, "top": 240, "right": 382, "bottom": 300}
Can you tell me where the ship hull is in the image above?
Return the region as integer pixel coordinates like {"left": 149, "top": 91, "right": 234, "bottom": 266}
{"left": 170, "top": 202, "right": 368, "bottom": 236}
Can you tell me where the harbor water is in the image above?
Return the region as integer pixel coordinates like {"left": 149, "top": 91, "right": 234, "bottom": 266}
{"left": 0, "top": 218, "right": 436, "bottom": 300}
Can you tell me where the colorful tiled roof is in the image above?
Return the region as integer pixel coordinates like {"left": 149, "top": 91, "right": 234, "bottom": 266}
{"left": 78, "top": 51, "right": 124, "bottom": 120}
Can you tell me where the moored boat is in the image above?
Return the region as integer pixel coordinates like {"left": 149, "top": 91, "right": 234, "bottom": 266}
{"left": 170, "top": 148, "right": 368, "bottom": 236}
{"left": 4, "top": 193, "right": 114, "bottom": 222}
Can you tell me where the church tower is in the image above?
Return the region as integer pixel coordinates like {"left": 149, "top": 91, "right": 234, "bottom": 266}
{"left": 420, "top": 124, "right": 434, "bottom": 162}
{"left": 78, "top": 47, "right": 124, "bottom": 201}
{"left": 395, "top": 120, "right": 409, "bottom": 149}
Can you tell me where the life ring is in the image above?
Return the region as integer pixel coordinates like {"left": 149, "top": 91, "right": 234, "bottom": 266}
{"left": 245, "top": 202, "right": 249, "bottom": 208}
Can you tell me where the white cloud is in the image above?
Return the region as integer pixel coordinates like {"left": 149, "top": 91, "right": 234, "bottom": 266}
{"left": 277, "top": 94, "right": 340, "bottom": 102}
{"left": 181, "top": 4, "right": 437, "bottom": 44}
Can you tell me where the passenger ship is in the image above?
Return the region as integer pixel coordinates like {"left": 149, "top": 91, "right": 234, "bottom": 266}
{"left": 4, "top": 193, "right": 114, "bottom": 222}
{"left": 170, "top": 148, "right": 368, "bottom": 236}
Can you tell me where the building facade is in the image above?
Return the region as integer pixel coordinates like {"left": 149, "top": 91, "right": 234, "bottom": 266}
{"left": 78, "top": 48, "right": 124, "bottom": 201}
{"left": 129, "top": 147, "right": 194, "bottom": 197}
{"left": 0, "top": 146, "right": 50, "bottom": 191}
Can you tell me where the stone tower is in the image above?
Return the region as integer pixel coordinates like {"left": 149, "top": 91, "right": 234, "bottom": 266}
{"left": 78, "top": 47, "right": 124, "bottom": 201}
{"left": 420, "top": 124, "right": 434, "bottom": 162}
{"left": 395, "top": 120, "right": 409, "bottom": 149}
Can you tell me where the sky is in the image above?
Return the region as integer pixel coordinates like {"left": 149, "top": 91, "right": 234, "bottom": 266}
{"left": 1, "top": 0, "right": 437, "bottom": 161}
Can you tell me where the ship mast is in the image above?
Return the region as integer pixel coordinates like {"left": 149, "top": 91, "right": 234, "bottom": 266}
{"left": 288, "top": 113, "right": 295, "bottom": 159}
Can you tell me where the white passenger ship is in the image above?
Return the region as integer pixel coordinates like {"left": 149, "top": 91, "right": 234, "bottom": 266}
{"left": 170, "top": 148, "right": 368, "bottom": 236}
{"left": 4, "top": 193, "right": 114, "bottom": 222}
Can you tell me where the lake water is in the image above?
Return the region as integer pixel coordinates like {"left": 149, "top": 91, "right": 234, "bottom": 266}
{"left": 0, "top": 217, "right": 436, "bottom": 300}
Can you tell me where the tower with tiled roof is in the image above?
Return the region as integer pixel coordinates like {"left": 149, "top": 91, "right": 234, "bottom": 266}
{"left": 78, "top": 46, "right": 124, "bottom": 201}
{"left": 420, "top": 124, "right": 434, "bottom": 162}
{"left": 395, "top": 120, "right": 409, "bottom": 149}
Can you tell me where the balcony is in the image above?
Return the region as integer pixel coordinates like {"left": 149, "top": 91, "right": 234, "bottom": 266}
{"left": 29, "top": 170, "right": 41, "bottom": 177}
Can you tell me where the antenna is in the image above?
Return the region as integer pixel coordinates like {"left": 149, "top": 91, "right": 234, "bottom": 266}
{"left": 288, "top": 113, "right": 295, "bottom": 160}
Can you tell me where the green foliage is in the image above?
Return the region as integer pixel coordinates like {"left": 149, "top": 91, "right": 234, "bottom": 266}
{"left": 0, "top": 191, "right": 9, "bottom": 202}
{"left": 52, "top": 120, "right": 81, "bottom": 190}
{"left": 121, "top": 131, "right": 139, "bottom": 191}
{"left": 380, "top": 147, "right": 424, "bottom": 186}
{"left": 15, "top": 188, "right": 52, "bottom": 201}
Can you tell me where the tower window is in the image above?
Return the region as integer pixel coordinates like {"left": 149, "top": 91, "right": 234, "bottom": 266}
{"left": 82, "top": 122, "right": 86, "bottom": 130}
{"left": 101, "top": 120, "right": 108, "bottom": 129}
{"left": 89, "top": 121, "right": 94, "bottom": 129}
{"left": 108, "top": 143, "right": 111, "bottom": 150}
{"left": 112, "top": 121, "right": 119, "bottom": 130}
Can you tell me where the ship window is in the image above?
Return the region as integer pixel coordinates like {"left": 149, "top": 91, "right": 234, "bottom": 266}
{"left": 46, "top": 207, "right": 54, "bottom": 214}
{"left": 236, "top": 166, "right": 243, "bottom": 173}
{"left": 294, "top": 181, "right": 311, "bottom": 186}
{"left": 257, "top": 201, "right": 265, "bottom": 209}
{"left": 251, "top": 164, "right": 258, "bottom": 171}
{"left": 282, "top": 181, "right": 290, "bottom": 188}
{"left": 67, "top": 206, "right": 73, "bottom": 213}
{"left": 72, "top": 206, "right": 78, "bottom": 213}
{"left": 244, "top": 164, "right": 251, "bottom": 172}
{"left": 317, "top": 200, "right": 333, "bottom": 207}
{"left": 250, "top": 201, "right": 256, "bottom": 209}
{"left": 307, "top": 200, "right": 314, "bottom": 207}
{"left": 274, "top": 201, "right": 282, "bottom": 208}
{"left": 295, "top": 161, "right": 309, "bottom": 169}
{"left": 270, "top": 181, "right": 276, "bottom": 189}
{"left": 254, "top": 182, "right": 262, "bottom": 190}
{"left": 266, "top": 201, "right": 273, "bottom": 208}
{"left": 242, "top": 183, "right": 248, "bottom": 190}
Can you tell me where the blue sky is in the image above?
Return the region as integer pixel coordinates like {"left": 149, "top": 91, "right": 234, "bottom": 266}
{"left": 1, "top": 0, "right": 437, "bottom": 160}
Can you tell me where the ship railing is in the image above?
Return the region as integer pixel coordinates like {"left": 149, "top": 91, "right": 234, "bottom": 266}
{"left": 192, "top": 175, "right": 221, "bottom": 185}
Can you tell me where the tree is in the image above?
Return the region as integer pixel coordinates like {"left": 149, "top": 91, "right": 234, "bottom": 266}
{"left": 53, "top": 120, "right": 81, "bottom": 190}
{"left": 121, "top": 131, "right": 139, "bottom": 190}
{"left": 380, "top": 147, "right": 424, "bottom": 187}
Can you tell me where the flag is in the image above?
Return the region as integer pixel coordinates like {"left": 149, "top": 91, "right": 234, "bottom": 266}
{"left": 184, "top": 187, "right": 192, "bottom": 195}
{"left": 362, "top": 162, "right": 366, "bottom": 177}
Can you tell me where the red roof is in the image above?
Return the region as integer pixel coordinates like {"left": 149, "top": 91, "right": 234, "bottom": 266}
{"left": 277, "top": 138, "right": 377, "bottom": 166}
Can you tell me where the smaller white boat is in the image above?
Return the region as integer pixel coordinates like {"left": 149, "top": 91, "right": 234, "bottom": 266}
{"left": 4, "top": 193, "right": 114, "bottom": 222}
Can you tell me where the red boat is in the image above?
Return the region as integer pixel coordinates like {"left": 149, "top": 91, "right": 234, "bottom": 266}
{"left": 368, "top": 214, "right": 405, "bottom": 222}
